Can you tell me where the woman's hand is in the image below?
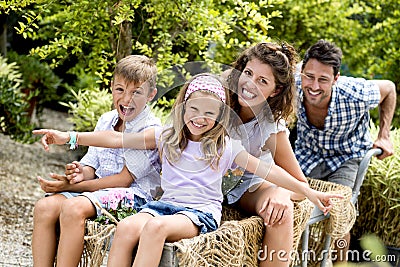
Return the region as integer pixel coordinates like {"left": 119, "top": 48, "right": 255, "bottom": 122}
{"left": 32, "top": 129, "right": 69, "bottom": 151}
{"left": 258, "top": 186, "right": 292, "bottom": 227}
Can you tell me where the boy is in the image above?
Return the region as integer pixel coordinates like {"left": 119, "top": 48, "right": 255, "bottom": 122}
{"left": 32, "top": 55, "right": 162, "bottom": 267}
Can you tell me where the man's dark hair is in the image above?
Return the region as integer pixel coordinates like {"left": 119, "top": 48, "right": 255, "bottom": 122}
{"left": 302, "top": 40, "right": 342, "bottom": 76}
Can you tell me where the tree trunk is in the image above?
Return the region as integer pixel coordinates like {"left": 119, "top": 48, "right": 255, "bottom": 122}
{"left": 21, "top": 88, "right": 37, "bottom": 122}
{"left": 0, "top": 14, "right": 7, "bottom": 56}
{"left": 116, "top": 21, "right": 132, "bottom": 61}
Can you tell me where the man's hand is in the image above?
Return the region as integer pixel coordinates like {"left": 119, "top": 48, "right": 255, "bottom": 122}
{"left": 37, "top": 173, "right": 72, "bottom": 193}
{"left": 373, "top": 136, "right": 394, "bottom": 160}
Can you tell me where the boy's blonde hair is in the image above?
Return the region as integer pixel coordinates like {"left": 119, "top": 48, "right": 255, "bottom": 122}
{"left": 113, "top": 55, "right": 157, "bottom": 93}
{"left": 161, "top": 73, "right": 231, "bottom": 169}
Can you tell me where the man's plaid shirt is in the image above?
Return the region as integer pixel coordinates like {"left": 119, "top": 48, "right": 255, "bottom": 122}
{"left": 294, "top": 75, "right": 380, "bottom": 176}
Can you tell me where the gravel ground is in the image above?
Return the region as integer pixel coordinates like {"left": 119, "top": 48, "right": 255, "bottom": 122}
{"left": 0, "top": 108, "right": 83, "bottom": 266}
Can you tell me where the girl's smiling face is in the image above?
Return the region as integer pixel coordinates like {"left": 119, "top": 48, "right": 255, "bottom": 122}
{"left": 237, "top": 58, "right": 278, "bottom": 113}
{"left": 183, "top": 91, "right": 222, "bottom": 141}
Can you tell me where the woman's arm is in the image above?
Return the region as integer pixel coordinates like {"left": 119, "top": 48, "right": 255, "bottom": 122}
{"left": 234, "top": 150, "right": 308, "bottom": 195}
{"left": 267, "top": 131, "right": 307, "bottom": 182}
{"left": 32, "top": 127, "right": 157, "bottom": 151}
{"left": 265, "top": 131, "right": 307, "bottom": 200}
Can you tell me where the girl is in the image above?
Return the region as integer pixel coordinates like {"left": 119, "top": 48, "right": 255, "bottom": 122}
{"left": 33, "top": 73, "right": 340, "bottom": 267}
{"left": 225, "top": 42, "right": 308, "bottom": 266}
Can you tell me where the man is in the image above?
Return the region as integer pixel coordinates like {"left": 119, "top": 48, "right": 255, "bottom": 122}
{"left": 294, "top": 39, "right": 396, "bottom": 263}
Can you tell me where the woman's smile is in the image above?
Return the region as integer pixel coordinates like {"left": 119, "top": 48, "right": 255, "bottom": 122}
{"left": 240, "top": 87, "right": 257, "bottom": 100}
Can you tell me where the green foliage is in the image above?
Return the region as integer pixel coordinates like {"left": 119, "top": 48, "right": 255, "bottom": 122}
{"left": 267, "top": 0, "right": 400, "bottom": 127}
{"left": 149, "top": 96, "right": 174, "bottom": 124}
{"left": 342, "top": 234, "right": 392, "bottom": 267}
{"left": 60, "top": 72, "right": 112, "bottom": 132}
{"left": 4, "top": 0, "right": 400, "bottom": 130}
{"left": 359, "top": 234, "right": 389, "bottom": 263}
{"left": 352, "top": 123, "right": 400, "bottom": 247}
{"left": 10, "top": 0, "right": 278, "bottom": 83}
{"left": 345, "top": 0, "right": 400, "bottom": 128}
{"left": 7, "top": 51, "right": 61, "bottom": 110}
{"left": 5, "top": 0, "right": 280, "bottom": 129}
{"left": 95, "top": 205, "right": 137, "bottom": 225}
{"left": 0, "top": 0, "right": 37, "bottom": 13}
{"left": 268, "top": 0, "right": 364, "bottom": 52}
{"left": 0, "top": 55, "right": 35, "bottom": 143}
{"left": 60, "top": 89, "right": 112, "bottom": 132}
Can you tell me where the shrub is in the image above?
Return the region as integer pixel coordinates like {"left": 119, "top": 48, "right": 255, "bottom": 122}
{"left": 149, "top": 96, "right": 174, "bottom": 124}
{"left": 61, "top": 86, "right": 113, "bottom": 132}
{"left": 0, "top": 55, "right": 35, "bottom": 143}
{"left": 60, "top": 71, "right": 112, "bottom": 132}
{"left": 352, "top": 123, "right": 400, "bottom": 248}
{"left": 7, "top": 51, "right": 61, "bottom": 117}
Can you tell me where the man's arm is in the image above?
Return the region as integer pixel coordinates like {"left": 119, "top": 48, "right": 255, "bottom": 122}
{"left": 372, "top": 80, "right": 396, "bottom": 159}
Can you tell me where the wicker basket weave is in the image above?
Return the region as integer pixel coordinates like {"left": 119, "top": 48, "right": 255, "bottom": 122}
{"left": 303, "top": 178, "right": 357, "bottom": 267}
{"left": 80, "top": 199, "right": 313, "bottom": 267}
{"left": 307, "top": 178, "right": 356, "bottom": 238}
{"left": 80, "top": 221, "right": 115, "bottom": 267}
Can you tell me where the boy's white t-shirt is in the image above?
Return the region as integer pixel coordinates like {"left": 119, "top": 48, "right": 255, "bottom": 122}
{"left": 80, "top": 106, "right": 162, "bottom": 198}
{"left": 79, "top": 109, "right": 126, "bottom": 178}
{"left": 154, "top": 126, "right": 245, "bottom": 225}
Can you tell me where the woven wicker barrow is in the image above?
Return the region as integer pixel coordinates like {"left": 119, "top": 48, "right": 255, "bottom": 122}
{"left": 158, "top": 200, "right": 314, "bottom": 267}
{"left": 81, "top": 199, "right": 315, "bottom": 267}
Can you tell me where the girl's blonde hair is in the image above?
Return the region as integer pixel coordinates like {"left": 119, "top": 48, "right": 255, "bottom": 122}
{"left": 228, "top": 42, "right": 299, "bottom": 124}
{"left": 161, "top": 73, "right": 231, "bottom": 169}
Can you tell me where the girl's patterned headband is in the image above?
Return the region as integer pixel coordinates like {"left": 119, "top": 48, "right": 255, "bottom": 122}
{"left": 184, "top": 75, "right": 226, "bottom": 103}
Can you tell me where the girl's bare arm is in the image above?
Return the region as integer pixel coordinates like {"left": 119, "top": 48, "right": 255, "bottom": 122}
{"left": 32, "top": 127, "right": 156, "bottom": 151}
{"left": 234, "top": 150, "right": 342, "bottom": 214}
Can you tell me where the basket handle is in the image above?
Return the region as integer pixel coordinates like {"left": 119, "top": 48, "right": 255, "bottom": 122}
{"left": 94, "top": 202, "right": 119, "bottom": 224}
